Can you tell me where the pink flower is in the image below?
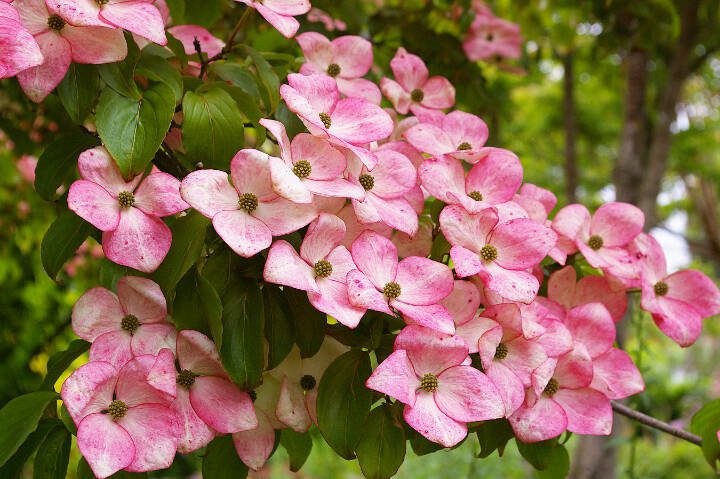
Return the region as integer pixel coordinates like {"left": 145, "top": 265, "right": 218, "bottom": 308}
{"left": 544, "top": 265, "right": 627, "bottom": 322}
{"left": 462, "top": 9, "right": 522, "bottom": 62}
{"left": 68, "top": 147, "right": 189, "bottom": 273}
{"left": 404, "top": 111, "right": 491, "bottom": 164}
{"left": 306, "top": 7, "right": 346, "bottom": 32}
{"left": 552, "top": 202, "right": 644, "bottom": 279}
{"left": 346, "top": 231, "right": 455, "bottom": 333}
{"left": 16, "top": 154, "right": 38, "bottom": 183}
{"left": 442, "top": 280, "right": 481, "bottom": 326}
{"left": 72, "top": 276, "right": 177, "bottom": 368}
{"left": 180, "top": 149, "right": 318, "bottom": 258}
{"left": 418, "top": 150, "right": 522, "bottom": 213}
{"left": 280, "top": 73, "right": 394, "bottom": 169}
{"left": 335, "top": 203, "right": 392, "bottom": 249}
{"left": 61, "top": 350, "right": 179, "bottom": 478}
{"left": 167, "top": 24, "right": 224, "bottom": 57}
{"left": 392, "top": 218, "right": 433, "bottom": 258}
{"left": 264, "top": 213, "right": 366, "bottom": 328}
{"left": 350, "top": 147, "right": 419, "bottom": 235}
{"left": 297, "top": 32, "right": 381, "bottom": 104}
{"left": 514, "top": 183, "right": 557, "bottom": 223}
{"left": 380, "top": 47, "right": 455, "bottom": 115}
{"left": 440, "top": 205, "right": 556, "bottom": 303}
{"left": 366, "top": 325, "right": 504, "bottom": 447}
{"left": 47, "top": 0, "right": 167, "bottom": 45}
{"left": 14, "top": 0, "right": 127, "bottom": 102}
{"left": 639, "top": 233, "right": 720, "bottom": 346}
{"left": 0, "top": 1, "right": 43, "bottom": 79}
{"left": 261, "top": 118, "right": 365, "bottom": 203}
{"left": 234, "top": 0, "right": 310, "bottom": 38}
{"left": 172, "top": 330, "right": 258, "bottom": 453}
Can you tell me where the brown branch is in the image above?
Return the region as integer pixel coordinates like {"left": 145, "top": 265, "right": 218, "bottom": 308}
{"left": 611, "top": 401, "right": 702, "bottom": 446}
{"left": 207, "top": 6, "right": 254, "bottom": 64}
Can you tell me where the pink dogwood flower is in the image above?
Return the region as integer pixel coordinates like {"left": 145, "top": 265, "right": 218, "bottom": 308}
{"left": 418, "top": 149, "right": 522, "bottom": 213}
{"left": 172, "top": 330, "right": 258, "bottom": 453}
{"left": 0, "top": 1, "right": 43, "bottom": 79}
{"left": 462, "top": 9, "right": 522, "bottom": 62}
{"left": 366, "top": 325, "right": 504, "bottom": 447}
{"left": 234, "top": 0, "right": 310, "bottom": 38}
{"left": 264, "top": 213, "right": 366, "bottom": 328}
{"left": 180, "top": 149, "right": 318, "bottom": 258}
{"left": 335, "top": 203, "right": 392, "bottom": 249}
{"left": 61, "top": 350, "right": 179, "bottom": 478}
{"left": 306, "top": 7, "right": 346, "bottom": 32}
{"left": 380, "top": 47, "right": 455, "bottom": 115}
{"left": 72, "top": 276, "right": 176, "bottom": 368}
{"left": 350, "top": 147, "right": 419, "bottom": 235}
{"left": 639, "top": 233, "right": 720, "bottom": 346}
{"left": 47, "top": 0, "right": 167, "bottom": 45}
{"left": 68, "top": 147, "right": 189, "bottom": 273}
{"left": 14, "top": 0, "right": 127, "bottom": 102}
{"left": 280, "top": 73, "right": 394, "bottom": 169}
{"left": 261, "top": 119, "right": 365, "bottom": 203}
{"left": 404, "top": 111, "right": 491, "bottom": 164}
{"left": 440, "top": 205, "right": 556, "bottom": 303}
{"left": 346, "top": 231, "right": 455, "bottom": 333}
{"left": 167, "top": 25, "right": 224, "bottom": 58}
{"left": 297, "top": 32, "right": 381, "bottom": 104}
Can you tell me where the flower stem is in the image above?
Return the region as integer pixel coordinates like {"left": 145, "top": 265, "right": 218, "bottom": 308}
{"left": 611, "top": 401, "right": 702, "bottom": 446}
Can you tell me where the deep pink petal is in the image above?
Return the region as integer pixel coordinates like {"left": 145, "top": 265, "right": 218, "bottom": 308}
{"left": 100, "top": 1, "right": 167, "bottom": 45}
{"left": 552, "top": 345, "right": 594, "bottom": 390}
{"left": 465, "top": 149, "right": 522, "bottom": 204}
{"left": 16, "top": 30, "right": 70, "bottom": 100}
{"left": 395, "top": 256, "right": 453, "bottom": 305}
{"left": 77, "top": 413, "right": 135, "bottom": 479}
{"left": 366, "top": 149, "right": 416, "bottom": 198}
{"left": 590, "top": 348, "right": 644, "bottom": 400}
{"left": 0, "top": 18, "right": 43, "bottom": 78}
{"left": 296, "top": 31, "right": 332, "bottom": 70}
{"left": 443, "top": 111, "right": 488, "bottom": 151}
{"left": 190, "top": 376, "right": 258, "bottom": 433}
{"left": 328, "top": 98, "right": 394, "bottom": 144}
{"left": 508, "top": 395, "right": 567, "bottom": 443}
{"left": 491, "top": 219, "right": 556, "bottom": 270}
{"left": 590, "top": 202, "right": 644, "bottom": 247}
{"left": 291, "top": 133, "right": 346, "bottom": 180}
{"left": 64, "top": 25, "right": 128, "bottom": 63}
{"left": 418, "top": 155, "right": 467, "bottom": 204}
{"left": 332, "top": 34, "right": 373, "bottom": 77}
{"left": 392, "top": 302, "right": 456, "bottom": 335}
{"left": 254, "top": 2, "right": 300, "bottom": 38}
{"left": 575, "top": 274, "right": 628, "bottom": 322}
{"left": 395, "top": 324, "right": 468, "bottom": 376}
{"left": 420, "top": 75, "right": 455, "bottom": 110}
{"left": 309, "top": 278, "right": 365, "bottom": 328}
{"left": 390, "top": 47, "right": 428, "bottom": 92}
{"left": 168, "top": 25, "right": 224, "bottom": 57}
{"left": 300, "top": 213, "right": 345, "bottom": 264}
{"left": 649, "top": 296, "right": 703, "bottom": 347}
{"left": 403, "top": 392, "right": 466, "bottom": 448}
{"left": 350, "top": 230, "right": 398, "bottom": 289}
{"left": 116, "top": 355, "right": 173, "bottom": 407}
{"left": 131, "top": 323, "right": 177, "bottom": 358}
{"left": 664, "top": 269, "right": 720, "bottom": 319}
{"left": 345, "top": 269, "right": 391, "bottom": 314}
{"left": 552, "top": 204, "right": 590, "bottom": 242}
{"left": 553, "top": 388, "right": 612, "bottom": 435}
{"left": 102, "top": 207, "right": 171, "bottom": 273}
{"left": 563, "top": 303, "right": 615, "bottom": 358}
{"left": 435, "top": 365, "right": 504, "bottom": 422}
{"left": 68, "top": 180, "right": 121, "bottom": 232}
{"left": 380, "top": 77, "right": 411, "bottom": 114}
{"left": 484, "top": 362, "right": 526, "bottom": 416}
{"left": 442, "top": 280, "right": 480, "bottom": 326}
{"left": 404, "top": 124, "right": 455, "bottom": 156}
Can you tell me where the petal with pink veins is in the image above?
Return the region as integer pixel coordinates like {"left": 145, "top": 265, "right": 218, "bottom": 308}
{"left": 232, "top": 410, "right": 276, "bottom": 471}
{"left": 172, "top": 387, "right": 216, "bottom": 454}
{"left": 263, "top": 240, "right": 319, "bottom": 293}
{"left": 64, "top": 25, "right": 128, "bottom": 63}
{"left": 420, "top": 76, "right": 455, "bottom": 110}
{"left": 133, "top": 173, "right": 188, "bottom": 217}
{"left": 481, "top": 262, "right": 540, "bottom": 303}
{"left": 508, "top": 395, "right": 567, "bottom": 443}
{"left": 67, "top": 180, "right": 121, "bottom": 232}
{"left": 131, "top": 323, "right": 177, "bottom": 358}
{"left": 442, "top": 280, "right": 480, "bottom": 326}
{"left": 180, "top": 170, "right": 238, "bottom": 219}
{"left": 389, "top": 47, "right": 428, "bottom": 92}
{"left": 72, "top": 287, "right": 123, "bottom": 341}
{"left": 345, "top": 269, "right": 391, "bottom": 314}
{"left": 590, "top": 202, "right": 644, "bottom": 247}
{"left": 439, "top": 205, "right": 496, "bottom": 252}
{"left": 491, "top": 219, "right": 556, "bottom": 270}
{"left": 395, "top": 324, "right": 468, "bottom": 376}
{"left": 212, "top": 209, "right": 272, "bottom": 258}
{"left": 177, "top": 330, "right": 225, "bottom": 376}
{"left": 89, "top": 330, "right": 133, "bottom": 368}
{"left": 563, "top": 303, "right": 615, "bottom": 358}
{"left": 664, "top": 269, "right": 720, "bottom": 319}
{"left": 418, "top": 156, "right": 467, "bottom": 204}
{"left": 380, "top": 77, "right": 411, "bottom": 114}
{"left": 337, "top": 77, "right": 382, "bottom": 104}
{"left": 395, "top": 257, "right": 453, "bottom": 305}
{"left": 403, "top": 392, "right": 466, "bottom": 448}
{"left": 117, "top": 276, "right": 166, "bottom": 322}
{"left": 350, "top": 230, "right": 398, "bottom": 289}
{"left": 365, "top": 349, "right": 418, "bottom": 406}
{"left": 190, "top": 376, "right": 258, "bottom": 433}
{"left": 435, "top": 365, "right": 504, "bottom": 422}
{"left": 465, "top": 149, "right": 522, "bottom": 204}
{"left": 45, "top": 0, "right": 105, "bottom": 27}
{"left": 102, "top": 207, "right": 172, "bottom": 273}
{"left": 590, "top": 348, "right": 644, "bottom": 400}
{"left": 100, "top": 1, "right": 167, "bottom": 45}
{"left": 61, "top": 361, "right": 117, "bottom": 424}
{"left": 392, "top": 302, "right": 456, "bottom": 335}
{"left": 300, "top": 213, "right": 345, "bottom": 264}
{"left": 120, "top": 404, "right": 179, "bottom": 472}
{"left": 553, "top": 388, "right": 612, "bottom": 435}
{"left": 253, "top": 197, "right": 319, "bottom": 236}
{"left": 327, "top": 98, "right": 394, "bottom": 145}
{"left": 77, "top": 413, "right": 135, "bottom": 479}
{"left": 484, "top": 362, "right": 526, "bottom": 416}
{"left": 291, "top": 134, "right": 346, "bottom": 180}
{"left": 366, "top": 149, "right": 416, "bottom": 198}
{"left": 254, "top": 2, "right": 300, "bottom": 38}
{"left": 309, "top": 278, "right": 365, "bottom": 328}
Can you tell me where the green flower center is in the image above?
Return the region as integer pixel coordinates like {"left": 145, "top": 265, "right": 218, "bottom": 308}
{"left": 177, "top": 369, "right": 197, "bottom": 388}
{"left": 588, "top": 235, "right": 604, "bottom": 250}
{"left": 314, "top": 259, "right": 333, "bottom": 278}
{"left": 107, "top": 400, "right": 128, "bottom": 420}
{"left": 47, "top": 14, "right": 65, "bottom": 31}
{"left": 319, "top": 112, "right": 332, "bottom": 129}
{"left": 383, "top": 281, "right": 401, "bottom": 299}
{"left": 410, "top": 88, "right": 424, "bottom": 103}
{"left": 494, "top": 343, "right": 508, "bottom": 360}
{"left": 117, "top": 191, "right": 135, "bottom": 208}
{"left": 543, "top": 378, "right": 559, "bottom": 397}
{"left": 238, "top": 193, "right": 258, "bottom": 213}
{"left": 300, "top": 374, "right": 316, "bottom": 391}
{"left": 292, "top": 160, "right": 312, "bottom": 179}
{"left": 359, "top": 174, "right": 375, "bottom": 191}
{"left": 654, "top": 281, "right": 669, "bottom": 296}
{"left": 120, "top": 314, "right": 139, "bottom": 335}
{"left": 419, "top": 373, "right": 438, "bottom": 393}
{"left": 457, "top": 142, "right": 472, "bottom": 151}
{"left": 480, "top": 244, "right": 498, "bottom": 262}
{"left": 326, "top": 63, "right": 341, "bottom": 77}
{"left": 468, "top": 191, "right": 483, "bottom": 201}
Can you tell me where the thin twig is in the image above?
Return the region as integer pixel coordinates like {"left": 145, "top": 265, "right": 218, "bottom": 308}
{"left": 193, "top": 37, "right": 208, "bottom": 79}
{"left": 611, "top": 401, "right": 702, "bottom": 446}
{"left": 206, "top": 6, "right": 254, "bottom": 64}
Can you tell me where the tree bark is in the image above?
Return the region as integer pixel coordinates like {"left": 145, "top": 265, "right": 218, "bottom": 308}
{"left": 562, "top": 53, "right": 578, "bottom": 203}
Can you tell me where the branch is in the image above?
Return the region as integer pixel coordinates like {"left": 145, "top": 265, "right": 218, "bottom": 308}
{"left": 207, "top": 6, "right": 254, "bottom": 64}
{"left": 611, "top": 401, "right": 702, "bottom": 446}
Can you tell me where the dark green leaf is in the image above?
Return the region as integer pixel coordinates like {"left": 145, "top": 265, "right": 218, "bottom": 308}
{"left": 166, "top": 32, "right": 188, "bottom": 69}
{"left": 280, "top": 429, "right": 312, "bottom": 472}
{"left": 284, "top": 287, "right": 325, "bottom": 358}
{"left": 34, "top": 132, "right": 100, "bottom": 201}
{"left": 691, "top": 398, "right": 720, "bottom": 469}
{"left": 210, "top": 62, "right": 261, "bottom": 99}
{"left": 476, "top": 419, "right": 514, "bottom": 458}
{"left": 409, "top": 432, "right": 444, "bottom": 456}
{"left": 356, "top": 406, "right": 406, "bottom": 479}
{"left": 0, "top": 419, "right": 61, "bottom": 478}
{"left": 274, "top": 102, "right": 307, "bottom": 139}
{"left": 0, "top": 391, "right": 59, "bottom": 467}
{"left": 182, "top": 87, "right": 244, "bottom": 170}
{"left": 202, "top": 435, "right": 248, "bottom": 479}
{"left": 316, "top": 350, "right": 373, "bottom": 459}
{"left": 98, "top": 33, "right": 141, "bottom": 99}
{"left": 173, "top": 268, "right": 223, "bottom": 347}
{"left": 41, "top": 339, "right": 90, "bottom": 391}
{"left": 164, "top": 0, "right": 185, "bottom": 24}
{"left": 243, "top": 47, "right": 280, "bottom": 113}
{"left": 183, "top": 0, "right": 223, "bottom": 28}
{"left": 33, "top": 426, "right": 70, "bottom": 479}
{"left": 151, "top": 211, "right": 209, "bottom": 293}
{"left": 263, "top": 285, "right": 295, "bottom": 369}
{"left": 537, "top": 444, "right": 570, "bottom": 479}
{"left": 516, "top": 438, "right": 557, "bottom": 470}
{"left": 41, "top": 210, "right": 93, "bottom": 280}
{"left": 96, "top": 82, "right": 175, "bottom": 179}
{"left": 220, "top": 279, "right": 264, "bottom": 389}
{"left": 57, "top": 64, "right": 100, "bottom": 124}
{"left": 136, "top": 52, "right": 183, "bottom": 104}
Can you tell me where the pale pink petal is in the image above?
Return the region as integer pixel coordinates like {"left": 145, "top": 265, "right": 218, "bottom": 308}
{"left": 403, "top": 392, "right": 466, "bottom": 448}
{"left": 230, "top": 149, "right": 276, "bottom": 201}
{"left": 395, "top": 324, "right": 468, "bottom": 376}
{"left": 133, "top": 173, "right": 188, "bottom": 216}
{"left": 502, "top": 337, "right": 547, "bottom": 387}
{"left": 254, "top": 197, "right": 318, "bottom": 235}
{"left": 117, "top": 276, "right": 166, "bottom": 321}
{"left": 296, "top": 31, "right": 332, "bottom": 70}
{"left": 260, "top": 118, "right": 293, "bottom": 161}
{"left": 268, "top": 155, "right": 313, "bottom": 203}
{"left": 547, "top": 266, "right": 576, "bottom": 309}
{"left": 68, "top": 180, "right": 121, "bottom": 232}
{"left": 390, "top": 47, "right": 428, "bottom": 92}
{"left": 45, "top": 0, "right": 104, "bottom": 27}
{"left": 350, "top": 230, "right": 398, "bottom": 288}
{"left": 345, "top": 269, "right": 391, "bottom": 314}
{"left": 337, "top": 77, "right": 381, "bottom": 104}
{"left": 172, "top": 387, "right": 216, "bottom": 454}
{"left": 664, "top": 269, "right": 720, "bottom": 318}
{"left": 481, "top": 262, "right": 540, "bottom": 303}
{"left": 651, "top": 296, "right": 703, "bottom": 347}
{"left": 365, "top": 349, "right": 417, "bottom": 406}
{"left": 484, "top": 362, "right": 525, "bottom": 416}
{"left": 116, "top": 355, "right": 173, "bottom": 407}
{"left": 131, "top": 323, "right": 177, "bottom": 358}
{"left": 420, "top": 76, "right": 455, "bottom": 110}
{"left": 89, "top": 330, "right": 133, "bottom": 368}
{"left": 439, "top": 205, "right": 496, "bottom": 251}
{"left": 120, "top": 404, "right": 178, "bottom": 472}
{"left": 262, "top": 0, "right": 311, "bottom": 16}
{"left": 263, "top": 240, "right": 318, "bottom": 293}
{"left": 553, "top": 388, "right": 612, "bottom": 435}
{"left": 449, "top": 245, "right": 483, "bottom": 278}
{"left": 77, "top": 147, "right": 140, "bottom": 195}
{"left": 359, "top": 194, "right": 419, "bottom": 236}
{"left": 442, "top": 111, "right": 488, "bottom": 151}
{"left": 465, "top": 149, "right": 522, "bottom": 204}
{"left": 285, "top": 73, "right": 338, "bottom": 118}
{"left": 180, "top": 170, "right": 238, "bottom": 219}
{"left": 508, "top": 395, "right": 567, "bottom": 443}
{"left": 552, "top": 204, "right": 591, "bottom": 242}
{"left": 442, "top": 280, "right": 480, "bottom": 326}
{"left": 61, "top": 361, "right": 117, "bottom": 424}
{"left": 276, "top": 376, "right": 312, "bottom": 432}
{"left": 391, "top": 302, "right": 456, "bottom": 335}
{"left": 100, "top": 1, "right": 167, "bottom": 45}
{"left": 254, "top": 2, "right": 300, "bottom": 38}
{"left": 77, "top": 413, "right": 135, "bottom": 479}
{"left": 575, "top": 275, "right": 628, "bottom": 322}
{"left": 0, "top": 18, "right": 43, "bottom": 78}
{"left": 492, "top": 219, "right": 556, "bottom": 270}
{"left": 309, "top": 278, "right": 365, "bottom": 328}
{"left": 168, "top": 25, "right": 224, "bottom": 57}
{"left": 455, "top": 315, "right": 500, "bottom": 355}
{"left": 328, "top": 98, "right": 394, "bottom": 144}
{"left": 394, "top": 256, "right": 453, "bottom": 305}
{"left": 177, "top": 330, "right": 225, "bottom": 376}
{"left": 191, "top": 376, "right": 258, "bottom": 433}
{"left": 380, "top": 77, "right": 411, "bottom": 114}
{"left": 418, "top": 155, "right": 467, "bottom": 203}
{"left": 404, "top": 123, "right": 456, "bottom": 157}
{"left": 63, "top": 25, "right": 128, "bottom": 63}
{"left": 232, "top": 410, "right": 276, "bottom": 471}
{"left": 291, "top": 133, "right": 346, "bottom": 180}
{"left": 332, "top": 35, "right": 372, "bottom": 77}
{"left": 102, "top": 207, "right": 171, "bottom": 273}
{"left": 552, "top": 345, "right": 593, "bottom": 390}
{"left": 367, "top": 149, "right": 416, "bottom": 198}
{"left": 300, "top": 213, "right": 345, "bottom": 264}
{"left": 72, "top": 287, "right": 123, "bottom": 341}
{"left": 435, "top": 365, "right": 504, "bottom": 422}
{"left": 590, "top": 348, "right": 644, "bottom": 400}
{"left": 213, "top": 209, "right": 272, "bottom": 258}
{"left": 590, "top": 202, "right": 644, "bottom": 247}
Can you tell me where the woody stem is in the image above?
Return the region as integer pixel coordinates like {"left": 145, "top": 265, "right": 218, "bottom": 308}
{"left": 611, "top": 401, "right": 702, "bottom": 446}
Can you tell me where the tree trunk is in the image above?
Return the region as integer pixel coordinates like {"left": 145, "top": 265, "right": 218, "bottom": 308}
{"left": 562, "top": 53, "right": 578, "bottom": 203}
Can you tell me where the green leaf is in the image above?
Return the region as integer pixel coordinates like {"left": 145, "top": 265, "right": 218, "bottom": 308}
{"left": 182, "top": 87, "right": 244, "bottom": 170}
{"left": 516, "top": 438, "right": 557, "bottom": 470}
{"left": 408, "top": 432, "right": 443, "bottom": 456}
{"left": 0, "top": 419, "right": 61, "bottom": 478}
{"left": 0, "top": 391, "right": 59, "bottom": 467}
{"left": 210, "top": 62, "right": 261, "bottom": 99}
{"left": 263, "top": 285, "right": 295, "bottom": 369}
{"left": 536, "top": 444, "right": 570, "bottom": 479}
{"left": 57, "top": 64, "right": 100, "bottom": 124}
{"left": 280, "top": 429, "right": 312, "bottom": 472}
{"left": 183, "top": 0, "right": 223, "bottom": 28}
{"left": 164, "top": 0, "right": 185, "bottom": 24}
{"left": 41, "top": 339, "right": 90, "bottom": 391}
{"left": 284, "top": 287, "right": 325, "bottom": 358}
{"left": 220, "top": 279, "right": 264, "bottom": 389}
{"left": 210, "top": 83, "right": 266, "bottom": 145}
{"left": 151, "top": 211, "right": 209, "bottom": 293}
{"left": 166, "top": 32, "right": 188, "bottom": 69}
{"left": 34, "top": 132, "right": 100, "bottom": 201}
{"left": 476, "top": 419, "right": 514, "bottom": 458}
{"left": 691, "top": 398, "right": 720, "bottom": 469}
{"left": 41, "top": 210, "right": 94, "bottom": 280}
{"left": 136, "top": 52, "right": 183, "bottom": 104}
{"left": 316, "top": 350, "right": 373, "bottom": 459}
{"left": 202, "top": 435, "right": 249, "bottom": 479}
{"left": 244, "top": 47, "right": 280, "bottom": 113}
{"left": 33, "top": 426, "right": 70, "bottom": 479}
{"left": 356, "top": 406, "right": 406, "bottom": 479}
{"left": 173, "top": 268, "right": 223, "bottom": 347}
{"left": 96, "top": 82, "right": 175, "bottom": 179}
{"left": 98, "top": 33, "right": 141, "bottom": 99}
